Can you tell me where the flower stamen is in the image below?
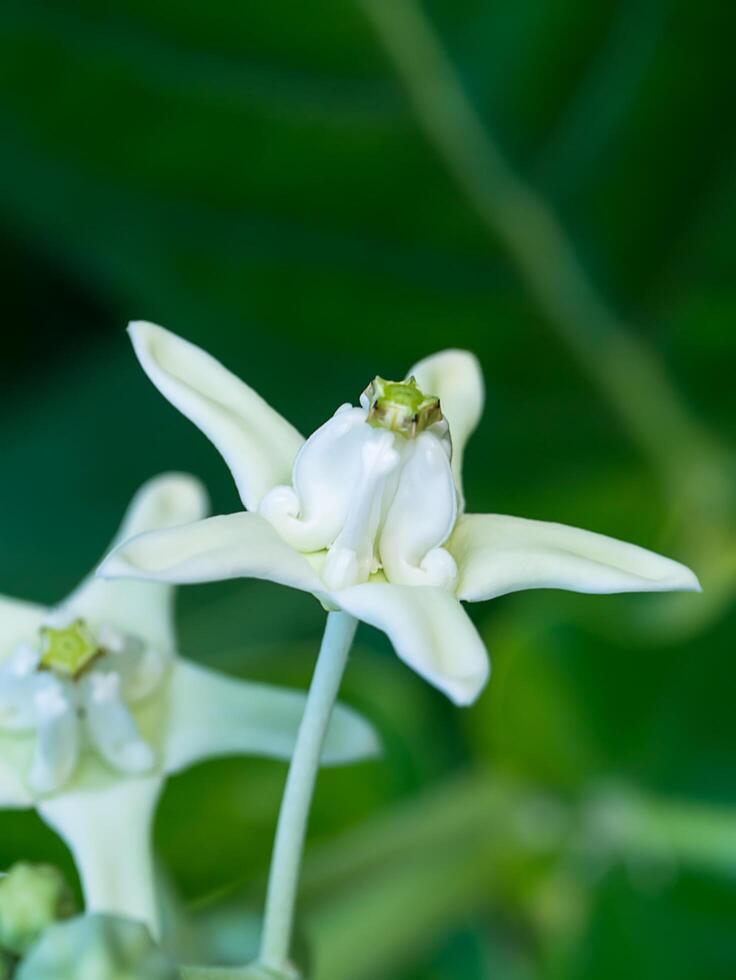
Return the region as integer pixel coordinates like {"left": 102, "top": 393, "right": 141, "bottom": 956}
{"left": 0, "top": 617, "right": 165, "bottom": 793}
{"left": 40, "top": 620, "right": 100, "bottom": 679}
{"left": 363, "top": 376, "right": 443, "bottom": 438}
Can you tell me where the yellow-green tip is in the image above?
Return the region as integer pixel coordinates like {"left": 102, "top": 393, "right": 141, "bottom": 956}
{"left": 364, "top": 376, "right": 442, "bottom": 437}
{"left": 40, "top": 620, "right": 99, "bottom": 679}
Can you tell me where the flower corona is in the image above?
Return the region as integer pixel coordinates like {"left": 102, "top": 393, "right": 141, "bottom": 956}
{"left": 259, "top": 376, "right": 458, "bottom": 593}
{"left": 102, "top": 322, "right": 700, "bottom": 706}
{"left": 0, "top": 612, "right": 165, "bottom": 795}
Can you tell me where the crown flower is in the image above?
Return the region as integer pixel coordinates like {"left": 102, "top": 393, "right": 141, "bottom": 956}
{"left": 0, "top": 475, "right": 378, "bottom": 938}
{"left": 99, "top": 323, "right": 700, "bottom": 706}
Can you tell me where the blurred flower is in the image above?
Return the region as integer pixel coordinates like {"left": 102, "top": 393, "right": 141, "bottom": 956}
{"left": 0, "top": 863, "right": 75, "bottom": 957}
{"left": 101, "top": 323, "right": 700, "bottom": 705}
{"left": 0, "top": 474, "right": 378, "bottom": 934}
{"left": 16, "top": 914, "right": 176, "bottom": 980}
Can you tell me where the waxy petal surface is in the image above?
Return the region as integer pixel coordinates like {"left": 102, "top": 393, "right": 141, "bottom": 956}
{"left": 408, "top": 349, "right": 484, "bottom": 503}
{"left": 335, "top": 583, "right": 490, "bottom": 705}
{"left": 379, "top": 431, "right": 458, "bottom": 589}
{"left": 99, "top": 512, "right": 322, "bottom": 594}
{"left": 162, "top": 660, "right": 380, "bottom": 772}
{"left": 451, "top": 513, "right": 702, "bottom": 601}
{"left": 130, "top": 322, "right": 303, "bottom": 511}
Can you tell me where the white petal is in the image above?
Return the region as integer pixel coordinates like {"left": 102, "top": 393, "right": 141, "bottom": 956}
{"left": 98, "top": 512, "right": 322, "bottom": 594}
{"left": 322, "top": 429, "right": 402, "bottom": 591}
{"left": 450, "top": 513, "right": 702, "bottom": 601}
{"left": 0, "top": 748, "right": 33, "bottom": 808}
{"left": 82, "top": 671, "right": 156, "bottom": 776}
{"left": 97, "top": 643, "right": 169, "bottom": 704}
{"left": 259, "top": 405, "right": 371, "bottom": 553}
{"left": 379, "top": 431, "right": 458, "bottom": 589}
{"left": 62, "top": 473, "right": 209, "bottom": 652}
{"left": 38, "top": 776, "right": 163, "bottom": 936}
{"left": 129, "top": 321, "right": 304, "bottom": 510}
{"left": 29, "top": 677, "right": 80, "bottom": 796}
{"left": 334, "top": 583, "right": 490, "bottom": 705}
{"left": 162, "top": 659, "right": 380, "bottom": 773}
{"left": 407, "top": 349, "right": 484, "bottom": 504}
{"left": 0, "top": 645, "right": 43, "bottom": 731}
{"left": 0, "top": 595, "right": 47, "bottom": 666}
{"left": 0, "top": 676, "right": 38, "bottom": 733}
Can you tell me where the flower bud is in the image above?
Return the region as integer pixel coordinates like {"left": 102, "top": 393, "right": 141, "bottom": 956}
{"left": 0, "top": 863, "right": 76, "bottom": 956}
{"left": 16, "top": 914, "right": 177, "bottom": 980}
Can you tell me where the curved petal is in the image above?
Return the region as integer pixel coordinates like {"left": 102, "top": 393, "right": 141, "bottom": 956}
{"left": 38, "top": 775, "right": 162, "bottom": 936}
{"left": 407, "top": 349, "right": 484, "bottom": 504}
{"left": 29, "top": 676, "right": 80, "bottom": 796}
{"left": 334, "top": 583, "right": 489, "bottom": 705}
{"left": 81, "top": 672, "right": 156, "bottom": 777}
{"left": 98, "top": 513, "right": 322, "bottom": 594}
{"left": 259, "top": 405, "right": 372, "bottom": 553}
{"left": 63, "top": 473, "right": 209, "bottom": 651}
{"left": 379, "top": 431, "right": 458, "bottom": 589}
{"left": 129, "top": 322, "right": 304, "bottom": 511}
{"left": 450, "top": 513, "right": 702, "bottom": 602}
{"left": 161, "top": 660, "right": 380, "bottom": 773}
{"left": 0, "top": 595, "right": 47, "bottom": 665}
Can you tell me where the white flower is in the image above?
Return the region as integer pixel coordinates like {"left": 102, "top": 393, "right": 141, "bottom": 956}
{"left": 0, "top": 474, "right": 378, "bottom": 936}
{"left": 100, "top": 323, "right": 701, "bottom": 707}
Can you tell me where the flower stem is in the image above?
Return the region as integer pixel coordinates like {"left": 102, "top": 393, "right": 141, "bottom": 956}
{"left": 257, "top": 611, "right": 358, "bottom": 975}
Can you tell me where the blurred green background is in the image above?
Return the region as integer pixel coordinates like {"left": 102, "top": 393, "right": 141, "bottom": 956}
{"left": 1, "top": 1, "right": 735, "bottom": 977}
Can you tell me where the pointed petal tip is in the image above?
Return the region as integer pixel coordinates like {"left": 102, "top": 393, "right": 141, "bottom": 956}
{"left": 323, "top": 703, "right": 383, "bottom": 765}
{"left": 127, "top": 319, "right": 162, "bottom": 338}
{"left": 127, "top": 319, "right": 177, "bottom": 367}
{"left": 452, "top": 514, "right": 706, "bottom": 602}
{"left": 133, "top": 471, "right": 210, "bottom": 521}
{"left": 648, "top": 555, "right": 702, "bottom": 594}
{"left": 677, "top": 564, "right": 702, "bottom": 593}
{"left": 126, "top": 321, "right": 303, "bottom": 512}
{"left": 444, "top": 663, "right": 491, "bottom": 707}
{"left": 127, "top": 320, "right": 158, "bottom": 350}
{"left": 95, "top": 548, "right": 135, "bottom": 581}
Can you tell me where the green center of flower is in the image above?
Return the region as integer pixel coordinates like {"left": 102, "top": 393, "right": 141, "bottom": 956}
{"left": 40, "top": 620, "right": 100, "bottom": 679}
{"left": 364, "top": 376, "right": 443, "bottom": 438}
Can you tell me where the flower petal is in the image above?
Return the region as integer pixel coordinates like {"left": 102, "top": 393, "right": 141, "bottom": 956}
{"left": 161, "top": 659, "right": 380, "bottom": 772}
{"left": 450, "top": 513, "right": 702, "bottom": 601}
{"left": 259, "top": 405, "right": 373, "bottom": 553}
{"left": 0, "top": 595, "right": 47, "bottom": 665}
{"left": 129, "top": 322, "right": 304, "bottom": 510}
{"left": 0, "top": 747, "right": 32, "bottom": 808}
{"left": 98, "top": 512, "right": 322, "bottom": 594}
{"left": 334, "top": 583, "right": 490, "bottom": 705}
{"left": 64, "top": 473, "right": 209, "bottom": 651}
{"left": 379, "top": 431, "right": 458, "bottom": 589}
{"left": 38, "top": 776, "right": 163, "bottom": 936}
{"left": 407, "top": 349, "right": 484, "bottom": 504}
{"left": 81, "top": 671, "right": 156, "bottom": 776}
{"left": 29, "top": 676, "right": 80, "bottom": 796}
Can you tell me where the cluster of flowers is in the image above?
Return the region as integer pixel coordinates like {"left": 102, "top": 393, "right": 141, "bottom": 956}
{"left": 0, "top": 323, "right": 698, "bottom": 975}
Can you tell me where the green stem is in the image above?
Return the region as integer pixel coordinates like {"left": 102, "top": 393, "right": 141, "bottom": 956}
{"left": 257, "top": 611, "right": 358, "bottom": 976}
